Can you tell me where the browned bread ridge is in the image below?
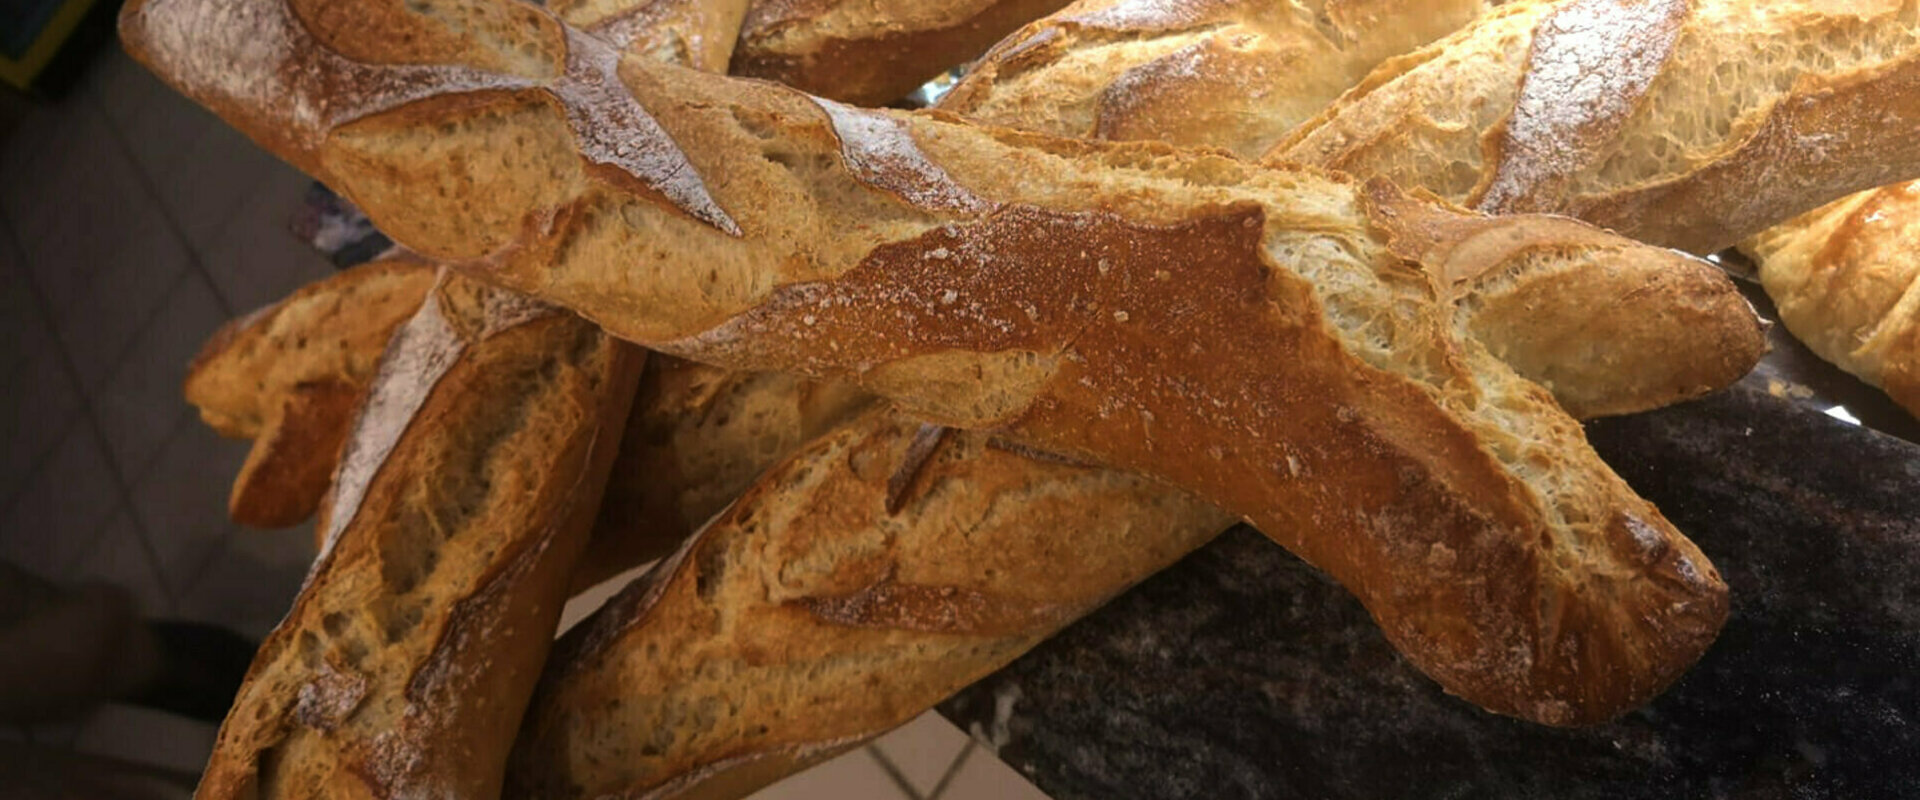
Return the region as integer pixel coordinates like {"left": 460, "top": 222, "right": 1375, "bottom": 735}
{"left": 575, "top": 358, "right": 872, "bottom": 591}
{"left": 193, "top": 270, "right": 644, "bottom": 800}
{"left": 120, "top": 0, "right": 1731, "bottom": 724}
{"left": 941, "top": 0, "right": 1488, "bottom": 159}
{"left": 555, "top": 0, "right": 750, "bottom": 73}
{"left": 1272, "top": 0, "right": 1920, "bottom": 255}
{"left": 729, "top": 0, "right": 1075, "bottom": 105}
{"left": 939, "top": 0, "right": 1761, "bottom": 419}
{"left": 511, "top": 406, "right": 1231, "bottom": 799}
{"left": 1741, "top": 181, "right": 1920, "bottom": 419}
{"left": 184, "top": 255, "right": 436, "bottom": 528}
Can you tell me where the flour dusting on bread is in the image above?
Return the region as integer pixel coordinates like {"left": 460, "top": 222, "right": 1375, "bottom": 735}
{"left": 319, "top": 290, "right": 465, "bottom": 561}
{"left": 814, "top": 98, "right": 995, "bottom": 213}
{"left": 1477, "top": 0, "right": 1688, "bottom": 212}
{"left": 557, "top": 24, "right": 742, "bottom": 233}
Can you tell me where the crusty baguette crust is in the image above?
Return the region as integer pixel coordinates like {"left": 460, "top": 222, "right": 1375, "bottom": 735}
{"left": 1274, "top": 0, "right": 1920, "bottom": 254}
{"left": 184, "top": 255, "right": 436, "bottom": 528}
{"left": 195, "top": 271, "right": 642, "bottom": 800}
{"left": 575, "top": 357, "right": 872, "bottom": 591}
{"left": 730, "top": 0, "right": 1075, "bottom": 105}
{"left": 511, "top": 406, "right": 1230, "bottom": 799}
{"left": 121, "top": 0, "right": 1729, "bottom": 724}
{"left": 1742, "top": 181, "right": 1920, "bottom": 419}
{"left": 941, "top": 0, "right": 1486, "bottom": 159}
{"left": 554, "top": 0, "right": 750, "bottom": 73}
{"left": 940, "top": 0, "right": 1761, "bottom": 418}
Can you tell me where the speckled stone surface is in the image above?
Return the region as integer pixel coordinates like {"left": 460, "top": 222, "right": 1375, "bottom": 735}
{"left": 940, "top": 383, "right": 1920, "bottom": 799}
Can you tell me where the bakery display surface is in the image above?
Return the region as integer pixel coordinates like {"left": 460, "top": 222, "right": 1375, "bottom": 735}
{"left": 74, "top": 0, "right": 1920, "bottom": 796}
{"left": 940, "top": 373, "right": 1920, "bottom": 799}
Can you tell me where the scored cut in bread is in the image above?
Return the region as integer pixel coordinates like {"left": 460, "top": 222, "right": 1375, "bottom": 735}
{"left": 1741, "top": 181, "right": 1920, "bottom": 420}
{"left": 184, "top": 254, "right": 436, "bottom": 528}
{"left": 176, "top": 2, "right": 742, "bottom": 798}
{"left": 198, "top": 271, "right": 643, "bottom": 799}
{"left": 729, "top": 0, "right": 1075, "bottom": 105}
{"left": 940, "top": 0, "right": 1762, "bottom": 419}
{"left": 120, "top": 0, "right": 1736, "bottom": 724}
{"left": 511, "top": 406, "right": 1231, "bottom": 800}
{"left": 574, "top": 358, "right": 873, "bottom": 592}
{"left": 1273, "top": 0, "right": 1920, "bottom": 254}
{"left": 941, "top": 0, "right": 1488, "bottom": 159}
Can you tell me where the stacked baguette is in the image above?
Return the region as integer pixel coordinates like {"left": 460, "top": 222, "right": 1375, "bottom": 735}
{"left": 178, "top": 2, "right": 730, "bottom": 799}
{"left": 118, "top": 0, "right": 1920, "bottom": 796}
{"left": 731, "top": 0, "right": 1077, "bottom": 104}
{"left": 124, "top": 0, "right": 1736, "bottom": 727}
{"left": 186, "top": 254, "right": 435, "bottom": 529}
{"left": 1273, "top": 0, "right": 1920, "bottom": 254}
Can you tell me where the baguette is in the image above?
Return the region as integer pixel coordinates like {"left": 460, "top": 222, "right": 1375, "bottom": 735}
{"left": 196, "top": 270, "right": 643, "bottom": 799}
{"left": 180, "top": 3, "right": 733, "bottom": 798}
{"left": 120, "top": 0, "right": 1731, "bottom": 723}
{"left": 1741, "top": 181, "right": 1920, "bottom": 419}
{"left": 187, "top": 259, "right": 869, "bottom": 573}
{"left": 575, "top": 358, "right": 872, "bottom": 592}
{"left": 729, "top": 0, "right": 1074, "bottom": 105}
{"left": 511, "top": 406, "right": 1231, "bottom": 799}
{"left": 184, "top": 254, "right": 436, "bottom": 528}
{"left": 1272, "top": 0, "right": 1920, "bottom": 254}
{"left": 940, "top": 0, "right": 1761, "bottom": 419}
{"left": 941, "top": 0, "right": 1488, "bottom": 159}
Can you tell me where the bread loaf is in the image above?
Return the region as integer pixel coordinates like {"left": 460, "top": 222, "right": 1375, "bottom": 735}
{"left": 119, "top": 0, "right": 1733, "bottom": 723}
{"left": 730, "top": 0, "right": 1074, "bottom": 105}
{"left": 576, "top": 358, "right": 872, "bottom": 592}
{"left": 1741, "top": 181, "right": 1920, "bottom": 419}
{"left": 555, "top": 0, "right": 749, "bottom": 72}
{"left": 195, "top": 270, "right": 642, "bottom": 800}
{"left": 1273, "top": 0, "right": 1920, "bottom": 254}
{"left": 184, "top": 254, "right": 436, "bottom": 528}
{"left": 511, "top": 406, "right": 1230, "bottom": 799}
{"left": 941, "top": 0, "right": 1487, "bottom": 159}
{"left": 940, "top": 0, "right": 1761, "bottom": 418}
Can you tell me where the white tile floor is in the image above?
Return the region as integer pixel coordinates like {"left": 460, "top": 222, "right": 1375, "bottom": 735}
{"left": 0, "top": 43, "right": 1049, "bottom": 800}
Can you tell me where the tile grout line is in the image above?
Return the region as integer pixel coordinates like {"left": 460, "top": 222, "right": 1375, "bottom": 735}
{"left": 0, "top": 201, "right": 85, "bottom": 520}
{"left": 0, "top": 193, "right": 192, "bottom": 610}
{"left": 0, "top": 203, "right": 128, "bottom": 576}
{"left": 864, "top": 744, "right": 928, "bottom": 800}
{"left": 923, "top": 739, "right": 977, "bottom": 800}
{"left": 80, "top": 77, "right": 238, "bottom": 321}
{"left": 78, "top": 81, "right": 247, "bottom": 609}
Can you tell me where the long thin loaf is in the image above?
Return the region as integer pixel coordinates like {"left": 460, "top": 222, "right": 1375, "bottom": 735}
{"left": 197, "top": 271, "right": 642, "bottom": 799}
{"left": 941, "top": 0, "right": 1488, "bottom": 159}
{"left": 729, "top": 0, "right": 1075, "bottom": 104}
{"left": 1273, "top": 0, "right": 1920, "bottom": 254}
{"left": 120, "top": 0, "right": 1730, "bottom": 723}
{"left": 179, "top": 2, "right": 738, "bottom": 798}
{"left": 185, "top": 255, "right": 436, "bottom": 528}
{"left": 511, "top": 406, "right": 1230, "bottom": 799}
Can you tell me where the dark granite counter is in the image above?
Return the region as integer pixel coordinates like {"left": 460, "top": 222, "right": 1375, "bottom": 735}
{"left": 940, "top": 380, "right": 1920, "bottom": 798}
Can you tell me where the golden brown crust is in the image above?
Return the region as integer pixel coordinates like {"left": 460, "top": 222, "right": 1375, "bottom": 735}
{"left": 510, "top": 406, "right": 1229, "bottom": 799}
{"left": 1272, "top": 0, "right": 1920, "bottom": 254}
{"left": 936, "top": 0, "right": 1759, "bottom": 419}
{"left": 126, "top": 0, "right": 1731, "bottom": 724}
{"left": 940, "top": 0, "right": 1486, "bottom": 159}
{"left": 195, "top": 271, "right": 643, "bottom": 800}
{"left": 229, "top": 381, "right": 362, "bottom": 531}
{"left": 1742, "top": 182, "right": 1920, "bottom": 419}
{"left": 183, "top": 255, "right": 436, "bottom": 529}
{"left": 574, "top": 358, "right": 872, "bottom": 592}
{"left": 730, "top": 0, "right": 1075, "bottom": 104}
